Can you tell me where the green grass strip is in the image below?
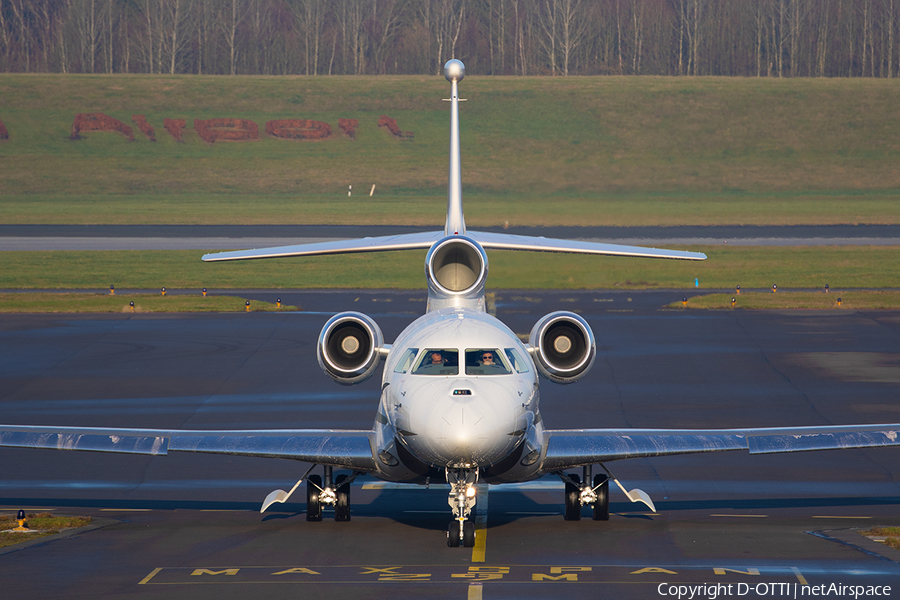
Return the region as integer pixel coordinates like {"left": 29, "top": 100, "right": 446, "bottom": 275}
{"left": 1, "top": 245, "right": 898, "bottom": 290}
{"left": 0, "top": 293, "right": 297, "bottom": 313}
{"left": 0, "top": 512, "right": 93, "bottom": 549}
{"left": 673, "top": 291, "right": 900, "bottom": 310}
{"left": 861, "top": 527, "right": 900, "bottom": 551}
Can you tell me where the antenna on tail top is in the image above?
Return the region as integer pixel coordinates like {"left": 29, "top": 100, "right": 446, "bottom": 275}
{"left": 444, "top": 59, "right": 466, "bottom": 237}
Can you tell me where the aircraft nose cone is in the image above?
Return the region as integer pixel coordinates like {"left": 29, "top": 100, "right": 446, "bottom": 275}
{"left": 436, "top": 403, "right": 488, "bottom": 463}
{"left": 406, "top": 379, "right": 520, "bottom": 467}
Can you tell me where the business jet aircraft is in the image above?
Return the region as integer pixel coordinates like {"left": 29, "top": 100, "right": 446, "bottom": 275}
{"left": 2, "top": 60, "right": 899, "bottom": 548}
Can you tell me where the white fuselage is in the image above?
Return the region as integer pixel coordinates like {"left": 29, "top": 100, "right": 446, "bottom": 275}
{"left": 372, "top": 306, "right": 544, "bottom": 484}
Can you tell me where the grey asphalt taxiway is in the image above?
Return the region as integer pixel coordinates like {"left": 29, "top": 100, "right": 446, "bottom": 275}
{"left": 1, "top": 290, "right": 899, "bottom": 599}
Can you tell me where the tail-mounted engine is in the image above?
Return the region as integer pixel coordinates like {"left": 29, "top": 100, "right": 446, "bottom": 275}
{"left": 528, "top": 311, "right": 595, "bottom": 384}
{"left": 425, "top": 235, "right": 489, "bottom": 310}
{"left": 317, "top": 312, "right": 385, "bottom": 385}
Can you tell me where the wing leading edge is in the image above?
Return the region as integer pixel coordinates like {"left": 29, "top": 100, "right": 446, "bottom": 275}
{"left": 0, "top": 425, "right": 378, "bottom": 471}
{"left": 200, "top": 230, "right": 706, "bottom": 263}
{"left": 540, "top": 424, "right": 900, "bottom": 472}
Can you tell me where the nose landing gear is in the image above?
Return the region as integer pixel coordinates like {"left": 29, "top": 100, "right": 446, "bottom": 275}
{"left": 446, "top": 467, "right": 478, "bottom": 548}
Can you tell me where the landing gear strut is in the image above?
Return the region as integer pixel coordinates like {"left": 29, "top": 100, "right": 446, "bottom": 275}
{"left": 559, "top": 465, "right": 609, "bottom": 521}
{"left": 446, "top": 468, "right": 478, "bottom": 548}
{"left": 303, "top": 466, "right": 361, "bottom": 521}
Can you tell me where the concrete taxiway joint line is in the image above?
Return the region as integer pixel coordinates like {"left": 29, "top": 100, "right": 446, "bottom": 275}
{"left": 471, "top": 484, "right": 489, "bottom": 563}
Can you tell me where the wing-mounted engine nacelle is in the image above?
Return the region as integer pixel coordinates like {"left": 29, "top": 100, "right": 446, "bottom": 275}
{"left": 317, "top": 312, "right": 385, "bottom": 385}
{"left": 425, "top": 235, "right": 489, "bottom": 305}
{"left": 528, "top": 311, "right": 596, "bottom": 384}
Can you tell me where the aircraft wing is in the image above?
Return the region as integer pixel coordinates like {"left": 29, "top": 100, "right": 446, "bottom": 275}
{"left": 0, "top": 425, "right": 378, "bottom": 471}
{"left": 468, "top": 231, "right": 707, "bottom": 261}
{"left": 201, "top": 231, "right": 444, "bottom": 262}
{"left": 540, "top": 423, "right": 900, "bottom": 472}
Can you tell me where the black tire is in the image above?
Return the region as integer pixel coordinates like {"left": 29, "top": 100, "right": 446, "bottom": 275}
{"left": 564, "top": 473, "right": 581, "bottom": 521}
{"left": 447, "top": 521, "right": 461, "bottom": 547}
{"left": 592, "top": 474, "right": 610, "bottom": 521}
{"left": 306, "top": 474, "right": 322, "bottom": 522}
{"left": 462, "top": 521, "right": 476, "bottom": 548}
{"left": 334, "top": 474, "right": 351, "bottom": 521}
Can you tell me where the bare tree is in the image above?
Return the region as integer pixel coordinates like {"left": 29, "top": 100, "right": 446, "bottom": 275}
{"left": 290, "top": 0, "right": 324, "bottom": 75}
{"left": 220, "top": 0, "right": 247, "bottom": 75}
{"left": 631, "top": 0, "right": 644, "bottom": 74}
{"left": 558, "top": 0, "right": 586, "bottom": 76}
{"left": 538, "top": 0, "right": 558, "bottom": 74}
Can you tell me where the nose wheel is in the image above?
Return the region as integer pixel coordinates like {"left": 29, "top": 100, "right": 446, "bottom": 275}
{"left": 446, "top": 467, "right": 478, "bottom": 548}
{"left": 447, "top": 520, "right": 476, "bottom": 548}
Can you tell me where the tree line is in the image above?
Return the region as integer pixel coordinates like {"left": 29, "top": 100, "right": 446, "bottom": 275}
{"left": 2, "top": 0, "right": 899, "bottom": 78}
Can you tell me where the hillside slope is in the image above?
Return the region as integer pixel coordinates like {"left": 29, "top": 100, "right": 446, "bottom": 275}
{"left": 1, "top": 74, "right": 898, "bottom": 226}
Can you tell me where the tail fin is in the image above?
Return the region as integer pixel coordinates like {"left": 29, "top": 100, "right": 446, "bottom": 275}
{"left": 202, "top": 60, "right": 705, "bottom": 264}
{"left": 444, "top": 59, "right": 466, "bottom": 237}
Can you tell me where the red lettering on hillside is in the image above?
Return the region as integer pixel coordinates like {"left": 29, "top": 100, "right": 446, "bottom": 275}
{"left": 163, "top": 118, "right": 186, "bottom": 142}
{"left": 132, "top": 115, "right": 156, "bottom": 141}
{"left": 338, "top": 118, "right": 359, "bottom": 138}
{"left": 194, "top": 118, "right": 259, "bottom": 143}
{"left": 71, "top": 113, "right": 134, "bottom": 141}
{"left": 378, "top": 115, "right": 413, "bottom": 139}
{"left": 61, "top": 115, "right": 412, "bottom": 143}
{"left": 266, "top": 119, "right": 331, "bottom": 140}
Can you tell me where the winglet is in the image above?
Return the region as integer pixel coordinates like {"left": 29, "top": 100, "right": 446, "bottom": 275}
{"left": 444, "top": 59, "right": 466, "bottom": 237}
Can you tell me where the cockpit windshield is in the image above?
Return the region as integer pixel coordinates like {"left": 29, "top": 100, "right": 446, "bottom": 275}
{"left": 465, "top": 349, "right": 512, "bottom": 375}
{"left": 412, "top": 349, "right": 459, "bottom": 375}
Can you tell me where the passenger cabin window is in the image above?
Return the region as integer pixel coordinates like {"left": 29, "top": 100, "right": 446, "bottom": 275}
{"left": 465, "top": 349, "right": 512, "bottom": 375}
{"left": 393, "top": 348, "right": 419, "bottom": 374}
{"left": 412, "top": 349, "right": 459, "bottom": 375}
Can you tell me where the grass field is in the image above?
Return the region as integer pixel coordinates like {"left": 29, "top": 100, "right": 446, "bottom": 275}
{"left": 2, "top": 245, "right": 897, "bottom": 290}
{"left": 675, "top": 291, "right": 900, "bottom": 310}
{"left": 0, "top": 293, "right": 296, "bottom": 312}
{"left": 1, "top": 74, "right": 899, "bottom": 226}
{"left": 0, "top": 513, "right": 92, "bottom": 549}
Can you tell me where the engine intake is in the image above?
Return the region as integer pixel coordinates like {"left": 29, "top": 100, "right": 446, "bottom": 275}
{"left": 426, "top": 236, "right": 488, "bottom": 297}
{"left": 529, "top": 311, "right": 595, "bottom": 384}
{"left": 317, "top": 312, "right": 385, "bottom": 385}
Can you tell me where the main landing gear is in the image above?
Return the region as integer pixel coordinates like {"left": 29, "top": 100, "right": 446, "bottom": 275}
{"left": 446, "top": 468, "right": 478, "bottom": 548}
{"left": 260, "top": 465, "right": 360, "bottom": 520}
{"left": 306, "top": 466, "right": 357, "bottom": 521}
{"left": 557, "top": 464, "right": 656, "bottom": 520}
{"left": 559, "top": 465, "right": 609, "bottom": 521}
